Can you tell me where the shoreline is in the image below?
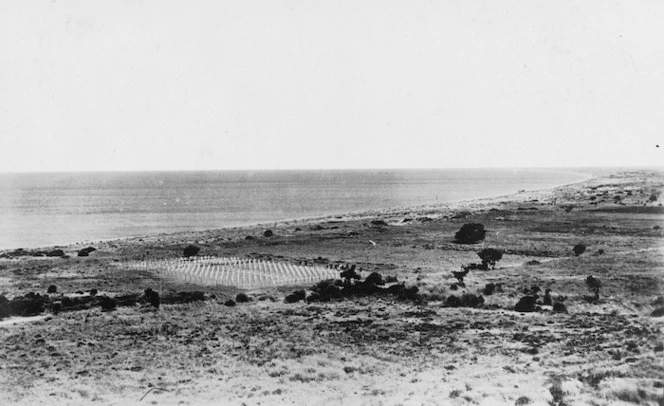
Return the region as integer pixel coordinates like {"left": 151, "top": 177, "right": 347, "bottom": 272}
{"left": 1, "top": 169, "right": 597, "bottom": 253}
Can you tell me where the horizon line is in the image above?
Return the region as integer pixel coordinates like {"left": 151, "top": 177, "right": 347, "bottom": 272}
{"left": 1, "top": 165, "right": 662, "bottom": 175}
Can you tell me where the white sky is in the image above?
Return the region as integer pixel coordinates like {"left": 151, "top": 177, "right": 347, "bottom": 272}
{"left": 0, "top": 0, "right": 662, "bottom": 172}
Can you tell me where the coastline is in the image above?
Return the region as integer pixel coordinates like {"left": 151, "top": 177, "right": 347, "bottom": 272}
{"left": 0, "top": 168, "right": 592, "bottom": 252}
{"left": 2, "top": 168, "right": 596, "bottom": 253}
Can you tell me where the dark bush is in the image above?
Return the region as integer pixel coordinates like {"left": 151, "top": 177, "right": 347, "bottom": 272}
{"left": 445, "top": 293, "right": 484, "bottom": 308}
{"left": 311, "top": 280, "right": 342, "bottom": 302}
{"left": 543, "top": 289, "right": 552, "bottom": 306}
{"left": 77, "top": 247, "right": 96, "bottom": 257}
{"left": 477, "top": 248, "right": 503, "bottom": 270}
{"left": 183, "top": 244, "right": 200, "bottom": 258}
{"left": 445, "top": 295, "right": 461, "bottom": 306}
{"left": 98, "top": 296, "right": 117, "bottom": 312}
{"left": 0, "top": 295, "right": 10, "bottom": 319}
{"left": 365, "top": 272, "right": 384, "bottom": 286}
{"left": 285, "top": 290, "right": 306, "bottom": 303}
{"left": 553, "top": 302, "right": 568, "bottom": 313}
{"left": 61, "top": 296, "right": 74, "bottom": 307}
{"left": 650, "top": 307, "right": 664, "bottom": 317}
{"left": 340, "top": 266, "right": 360, "bottom": 284}
{"left": 483, "top": 283, "right": 496, "bottom": 296}
{"left": 47, "top": 285, "right": 57, "bottom": 294}
{"left": 144, "top": 288, "right": 160, "bottom": 309}
{"left": 236, "top": 293, "right": 250, "bottom": 303}
{"left": 586, "top": 275, "right": 601, "bottom": 301}
{"left": 46, "top": 249, "right": 66, "bottom": 257}
{"left": 573, "top": 244, "right": 587, "bottom": 256}
{"left": 454, "top": 223, "right": 486, "bottom": 244}
{"left": 163, "top": 291, "right": 205, "bottom": 304}
{"left": 263, "top": 229, "right": 274, "bottom": 237}
{"left": 371, "top": 220, "right": 388, "bottom": 227}
{"left": 515, "top": 296, "right": 537, "bottom": 312}
{"left": 10, "top": 295, "right": 46, "bottom": 316}
{"left": 224, "top": 299, "right": 236, "bottom": 307}
{"left": 89, "top": 289, "right": 98, "bottom": 297}
{"left": 347, "top": 282, "right": 382, "bottom": 296}
{"left": 397, "top": 286, "right": 422, "bottom": 302}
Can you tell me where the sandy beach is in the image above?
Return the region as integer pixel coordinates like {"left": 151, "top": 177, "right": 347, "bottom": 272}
{"left": 1, "top": 169, "right": 663, "bottom": 406}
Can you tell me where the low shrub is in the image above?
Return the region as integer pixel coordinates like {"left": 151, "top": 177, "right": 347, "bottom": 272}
{"left": 77, "top": 246, "right": 96, "bottom": 257}
{"left": 585, "top": 275, "right": 601, "bottom": 301}
{"left": 47, "top": 285, "right": 57, "bottom": 294}
{"left": 364, "top": 272, "right": 384, "bottom": 286}
{"left": 98, "top": 296, "right": 117, "bottom": 312}
{"left": 163, "top": 291, "right": 205, "bottom": 304}
{"left": 310, "top": 279, "right": 342, "bottom": 302}
{"left": 515, "top": 296, "right": 537, "bottom": 312}
{"left": 573, "top": 244, "right": 587, "bottom": 256}
{"left": 483, "top": 283, "right": 496, "bottom": 296}
{"left": 183, "top": 244, "right": 200, "bottom": 258}
{"left": 445, "top": 293, "right": 484, "bottom": 308}
{"left": 263, "top": 229, "right": 274, "bottom": 237}
{"left": 650, "top": 307, "right": 664, "bottom": 317}
{"left": 285, "top": 290, "right": 306, "bottom": 303}
{"left": 0, "top": 295, "right": 10, "bottom": 319}
{"left": 46, "top": 249, "right": 65, "bottom": 257}
{"left": 236, "top": 293, "right": 250, "bottom": 303}
{"left": 553, "top": 302, "right": 568, "bottom": 313}
{"left": 454, "top": 223, "right": 486, "bottom": 244}
{"left": 144, "top": 288, "right": 160, "bottom": 309}
{"left": 224, "top": 299, "right": 236, "bottom": 307}
{"left": 515, "top": 396, "right": 532, "bottom": 405}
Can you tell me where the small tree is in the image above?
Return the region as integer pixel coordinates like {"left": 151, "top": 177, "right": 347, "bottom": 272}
{"left": 477, "top": 248, "right": 503, "bottom": 270}
{"left": 573, "top": 244, "right": 587, "bottom": 256}
{"left": 454, "top": 223, "right": 486, "bottom": 244}
{"left": 586, "top": 275, "right": 601, "bottom": 301}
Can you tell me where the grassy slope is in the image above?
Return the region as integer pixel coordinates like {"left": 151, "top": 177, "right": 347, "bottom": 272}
{"left": 0, "top": 170, "right": 662, "bottom": 405}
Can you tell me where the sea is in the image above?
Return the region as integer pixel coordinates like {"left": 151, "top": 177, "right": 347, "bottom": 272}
{"left": 0, "top": 168, "right": 590, "bottom": 250}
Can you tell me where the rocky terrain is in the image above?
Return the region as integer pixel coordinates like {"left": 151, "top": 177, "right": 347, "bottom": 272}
{"left": 0, "top": 169, "right": 662, "bottom": 405}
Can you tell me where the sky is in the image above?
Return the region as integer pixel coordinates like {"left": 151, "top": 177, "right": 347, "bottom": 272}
{"left": 0, "top": 0, "right": 662, "bottom": 172}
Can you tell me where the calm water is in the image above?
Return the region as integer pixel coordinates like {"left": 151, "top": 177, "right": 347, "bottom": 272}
{"left": 0, "top": 169, "right": 588, "bottom": 250}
